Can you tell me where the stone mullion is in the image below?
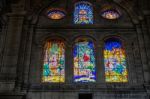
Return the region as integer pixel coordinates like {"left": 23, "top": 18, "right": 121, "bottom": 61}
{"left": 95, "top": 44, "right": 100, "bottom": 83}
{"left": 66, "top": 44, "right": 73, "bottom": 84}
{"left": 97, "top": 42, "right": 105, "bottom": 84}
{"left": 136, "top": 24, "right": 150, "bottom": 83}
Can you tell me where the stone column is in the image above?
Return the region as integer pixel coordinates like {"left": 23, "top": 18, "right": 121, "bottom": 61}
{"left": 126, "top": 43, "right": 138, "bottom": 84}
{"left": 141, "top": 20, "right": 150, "bottom": 82}
{"left": 135, "top": 24, "right": 150, "bottom": 83}
{"left": 0, "top": 24, "right": 7, "bottom": 72}
{"left": 21, "top": 24, "right": 35, "bottom": 90}
{"left": 0, "top": 4, "right": 25, "bottom": 92}
{"left": 144, "top": 15, "right": 150, "bottom": 97}
{"left": 146, "top": 16, "right": 150, "bottom": 38}
{"left": 133, "top": 38, "right": 145, "bottom": 84}
{"left": 20, "top": 13, "right": 38, "bottom": 91}
{"left": 145, "top": 16, "right": 150, "bottom": 72}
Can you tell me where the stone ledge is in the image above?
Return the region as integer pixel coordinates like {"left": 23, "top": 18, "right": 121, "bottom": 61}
{"left": 25, "top": 83, "right": 148, "bottom": 92}
{"left": 0, "top": 95, "right": 26, "bottom": 99}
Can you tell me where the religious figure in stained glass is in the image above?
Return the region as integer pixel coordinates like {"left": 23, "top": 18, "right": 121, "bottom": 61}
{"left": 74, "top": 1, "right": 93, "bottom": 24}
{"left": 74, "top": 38, "right": 96, "bottom": 82}
{"left": 42, "top": 40, "right": 65, "bottom": 82}
{"left": 104, "top": 38, "right": 128, "bottom": 82}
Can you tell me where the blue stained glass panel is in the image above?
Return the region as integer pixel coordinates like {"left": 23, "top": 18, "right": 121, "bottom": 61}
{"left": 74, "top": 39, "right": 96, "bottom": 82}
{"left": 74, "top": 2, "right": 93, "bottom": 24}
{"left": 104, "top": 38, "right": 128, "bottom": 82}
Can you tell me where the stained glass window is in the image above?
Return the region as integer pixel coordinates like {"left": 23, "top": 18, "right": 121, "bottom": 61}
{"left": 74, "top": 1, "right": 93, "bottom": 24}
{"left": 74, "top": 39, "right": 96, "bottom": 82}
{"left": 47, "top": 8, "right": 66, "bottom": 20}
{"left": 101, "top": 10, "right": 120, "bottom": 20}
{"left": 42, "top": 40, "right": 65, "bottom": 83}
{"left": 104, "top": 38, "right": 128, "bottom": 82}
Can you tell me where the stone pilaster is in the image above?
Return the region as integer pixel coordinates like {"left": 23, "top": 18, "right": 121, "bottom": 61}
{"left": 0, "top": 3, "right": 25, "bottom": 92}
{"left": 0, "top": 25, "right": 7, "bottom": 72}
{"left": 126, "top": 43, "right": 137, "bottom": 84}
{"left": 135, "top": 24, "right": 150, "bottom": 83}
{"left": 21, "top": 25, "right": 35, "bottom": 91}
{"left": 145, "top": 16, "right": 150, "bottom": 73}
{"left": 141, "top": 20, "right": 150, "bottom": 83}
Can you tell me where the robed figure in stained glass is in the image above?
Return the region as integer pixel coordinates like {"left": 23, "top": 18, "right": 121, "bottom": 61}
{"left": 42, "top": 40, "right": 65, "bottom": 83}
{"left": 104, "top": 38, "right": 128, "bottom": 82}
{"left": 74, "top": 1, "right": 93, "bottom": 24}
{"left": 74, "top": 38, "right": 96, "bottom": 82}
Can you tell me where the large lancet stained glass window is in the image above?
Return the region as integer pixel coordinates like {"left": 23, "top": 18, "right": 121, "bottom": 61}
{"left": 42, "top": 40, "right": 65, "bottom": 83}
{"left": 74, "top": 39, "right": 96, "bottom": 82}
{"left": 104, "top": 38, "right": 128, "bottom": 82}
{"left": 74, "top": 1, "right": 93, "bottom": 24}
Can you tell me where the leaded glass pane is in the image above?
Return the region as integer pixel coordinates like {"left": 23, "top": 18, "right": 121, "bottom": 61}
{"left": 74, "top": 39, "right": 96, "bottom": 82}
{"left": 101, "top": 10, "right": 120, "bottom": 20}
{"left": 104, "top": 38, "right": 128, "bottom": 82}
{"left": 42, "top": 40, "right": 65, "bottom": 83}
{"left": 74, "top": 2, "right": 93, "bottom": 24}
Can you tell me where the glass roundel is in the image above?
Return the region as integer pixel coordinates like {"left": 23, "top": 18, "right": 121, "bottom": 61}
{"left": 73, "top": 38, "right": 96, "bottom": 82}
{"left": 101, "top": 10, "right": 120, "bottom": 20}
{"left": 47, "top": 9, "right": 66, "bottom": 20}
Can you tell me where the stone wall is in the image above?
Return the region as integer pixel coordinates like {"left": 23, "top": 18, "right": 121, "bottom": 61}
{"left": 0, "top": 0, "right": 149, "bottom": 99}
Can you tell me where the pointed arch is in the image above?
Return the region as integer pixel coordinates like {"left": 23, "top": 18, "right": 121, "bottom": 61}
{"left": 73, "top": 38, "right": 96, "bottom": 82}
{"left": 74, "top": 1, "right": 93, "bottom": 24}
{"left": 42, "top": 39, "right": 65, "bottom": 83}
{"left": 104, "top": 38, "right": 128, "bottom": 82}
